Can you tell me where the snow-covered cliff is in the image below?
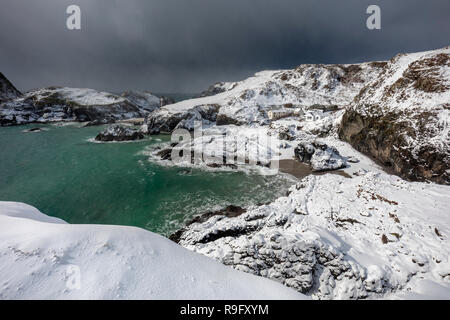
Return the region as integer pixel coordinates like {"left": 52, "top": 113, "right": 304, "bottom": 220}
{"left": 340, "top": 47, "right": 450, "bottom": 184}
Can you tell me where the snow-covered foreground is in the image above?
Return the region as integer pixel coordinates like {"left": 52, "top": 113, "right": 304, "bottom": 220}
{"left": 0, "top": 202, "right": 306, "bottom": 300}
{"left": 175, "top": 136, "right": 450, "bottom": 299}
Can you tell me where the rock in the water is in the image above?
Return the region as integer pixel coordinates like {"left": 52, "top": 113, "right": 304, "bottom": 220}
{"left": 24, "top": 127, "right": 43, "bottom": 133}
{"left": 339, "top": 47, "right": 450, "bottom": 185}
{"left": 95, "top": 124, "right": 144, "bottom": 142}
{"left": 294, "top": 141, "right": 346, "bottom": 171}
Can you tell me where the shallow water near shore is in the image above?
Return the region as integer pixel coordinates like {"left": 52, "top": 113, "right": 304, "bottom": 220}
{"left": 0, "top": 123, "right": 294, "bottom": 235}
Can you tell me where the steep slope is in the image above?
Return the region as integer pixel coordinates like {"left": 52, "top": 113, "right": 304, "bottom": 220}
{"left": 0, "top": 72, "right": 21, "bottom": 102}
{"left": 339, "top": 47, "right": 450, "bottom": 184}
{"left": 0, "top": 202, "right": 306, "bottom": 300}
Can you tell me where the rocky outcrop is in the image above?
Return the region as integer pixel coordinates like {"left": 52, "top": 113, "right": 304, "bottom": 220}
{"left": 198, "top": 82, "right": 237, "bottom": 98}
{"left": 170, "top": 205, "right": 246, "bottom": 243}
{"left": 0, "top": 87, "right": 144, "bottom": 126}
{"left": 0, "top": 72, "right": 21, "bottom": 103}
{"left": 145, "top": 104, "right": 220, "bottom": 134}
{"left": 339, "top": 48, "right": 450, "bottom": 185}
{"left": 294, "top": 141, "right": 346, "bottom": 172}
{"left": 121, "top": 90, "right": 161, "bottom": 113}
{"left": 95, "top": 124, "right": 144, "bottom": 142}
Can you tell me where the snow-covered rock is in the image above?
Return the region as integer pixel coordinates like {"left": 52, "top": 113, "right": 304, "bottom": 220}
{"left": 174, "top": 171, "right": 450, "bottom": 299}
{"left": 339, "top": 47, "right": 450, "bottom": 184}
{"left": 0, "top": 201, "right": 306, "bottom": 300}
{"left": 0, "top": 72, "right": 21, "bottom": 103}
{"left": 294, "top": 141, "right": 346, "bottom": 172}
{"left": 95, "top": 124, "right": 145, "bottom": 142}
{"left": 145, "top": 104, "right": 220, "bottom": 134}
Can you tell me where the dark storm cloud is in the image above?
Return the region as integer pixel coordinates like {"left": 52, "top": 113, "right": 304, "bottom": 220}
{"left": 0, "top": 0, "right": 449, "bottom": 93}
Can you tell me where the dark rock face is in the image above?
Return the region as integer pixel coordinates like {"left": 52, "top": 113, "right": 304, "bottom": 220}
{"left": 294, "top": 143, "right": 316, "bottom": 163}
{"left": 159, "top": 96, "right": 175, "bottom": 106}
{"left": 145, "top": 104, "right": 220, "bottom": 134}
{"left": 169, "top": 205, "right": 247, "bottom": 243}
{"left": 339, "top": 108, "right": 450, "bottom": 185}
{"left": 0, "top": 72, "right": 21, "bottom": 103}
{"left": 339, "top": 51, "right": 450, "bottom": 185}
{"left": 95, "top": 124, "right": 144, "bottom": 142}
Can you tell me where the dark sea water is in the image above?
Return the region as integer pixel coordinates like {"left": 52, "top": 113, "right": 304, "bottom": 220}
{"left": 0, "top": 123, "right": 293, "bottom": 235}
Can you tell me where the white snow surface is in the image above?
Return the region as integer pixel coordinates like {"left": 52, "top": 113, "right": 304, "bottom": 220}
{"left": 0, "top": 202, "right": 307, "bottom": 300}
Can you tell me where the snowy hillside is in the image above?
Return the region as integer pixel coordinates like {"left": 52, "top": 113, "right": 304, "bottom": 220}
{"left": 0, "top": 202, "right": 306, "bottom": 300}
{"left": 174, "top": 151, "right": 450, "bottom": 299}
{"left": 145, "top": 62, "right": 386, "bottom": 133}
{"left": 340, "top": 47, "right": 450, "bottom": 184}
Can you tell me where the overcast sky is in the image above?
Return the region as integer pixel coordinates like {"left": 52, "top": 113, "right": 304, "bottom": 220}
{"left": 1, "top": 0, "right": 449, "bottom": 93}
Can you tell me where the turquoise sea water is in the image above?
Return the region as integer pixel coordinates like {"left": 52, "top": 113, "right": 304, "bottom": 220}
{"left": 0, "top": 123, "right": 293, "bottom": 235}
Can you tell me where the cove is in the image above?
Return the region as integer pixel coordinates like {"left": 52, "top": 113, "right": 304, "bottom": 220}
{"left": 0, "top": 123, "right": 293, "bottom": 236}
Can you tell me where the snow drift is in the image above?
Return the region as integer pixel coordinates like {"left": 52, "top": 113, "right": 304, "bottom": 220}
{"left": 0, "top": 201, "right": 306, "bottom": 300}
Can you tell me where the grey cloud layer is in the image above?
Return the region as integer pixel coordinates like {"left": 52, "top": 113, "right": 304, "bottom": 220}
{"left": 1, "top": 0, "right": 449, "bottom": 93}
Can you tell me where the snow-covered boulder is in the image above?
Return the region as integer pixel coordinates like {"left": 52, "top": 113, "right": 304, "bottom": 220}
{"left": 339, "top": 47, "right": 450, "bottom": 185}
{"left": 0, "top": 201, "right": 306, "bottom": 300}
{"left": 294, "top": 141, "right": 346, "bottom": 171}
{"left": 95, "top": 124, "right": 145, "bottom": 142}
